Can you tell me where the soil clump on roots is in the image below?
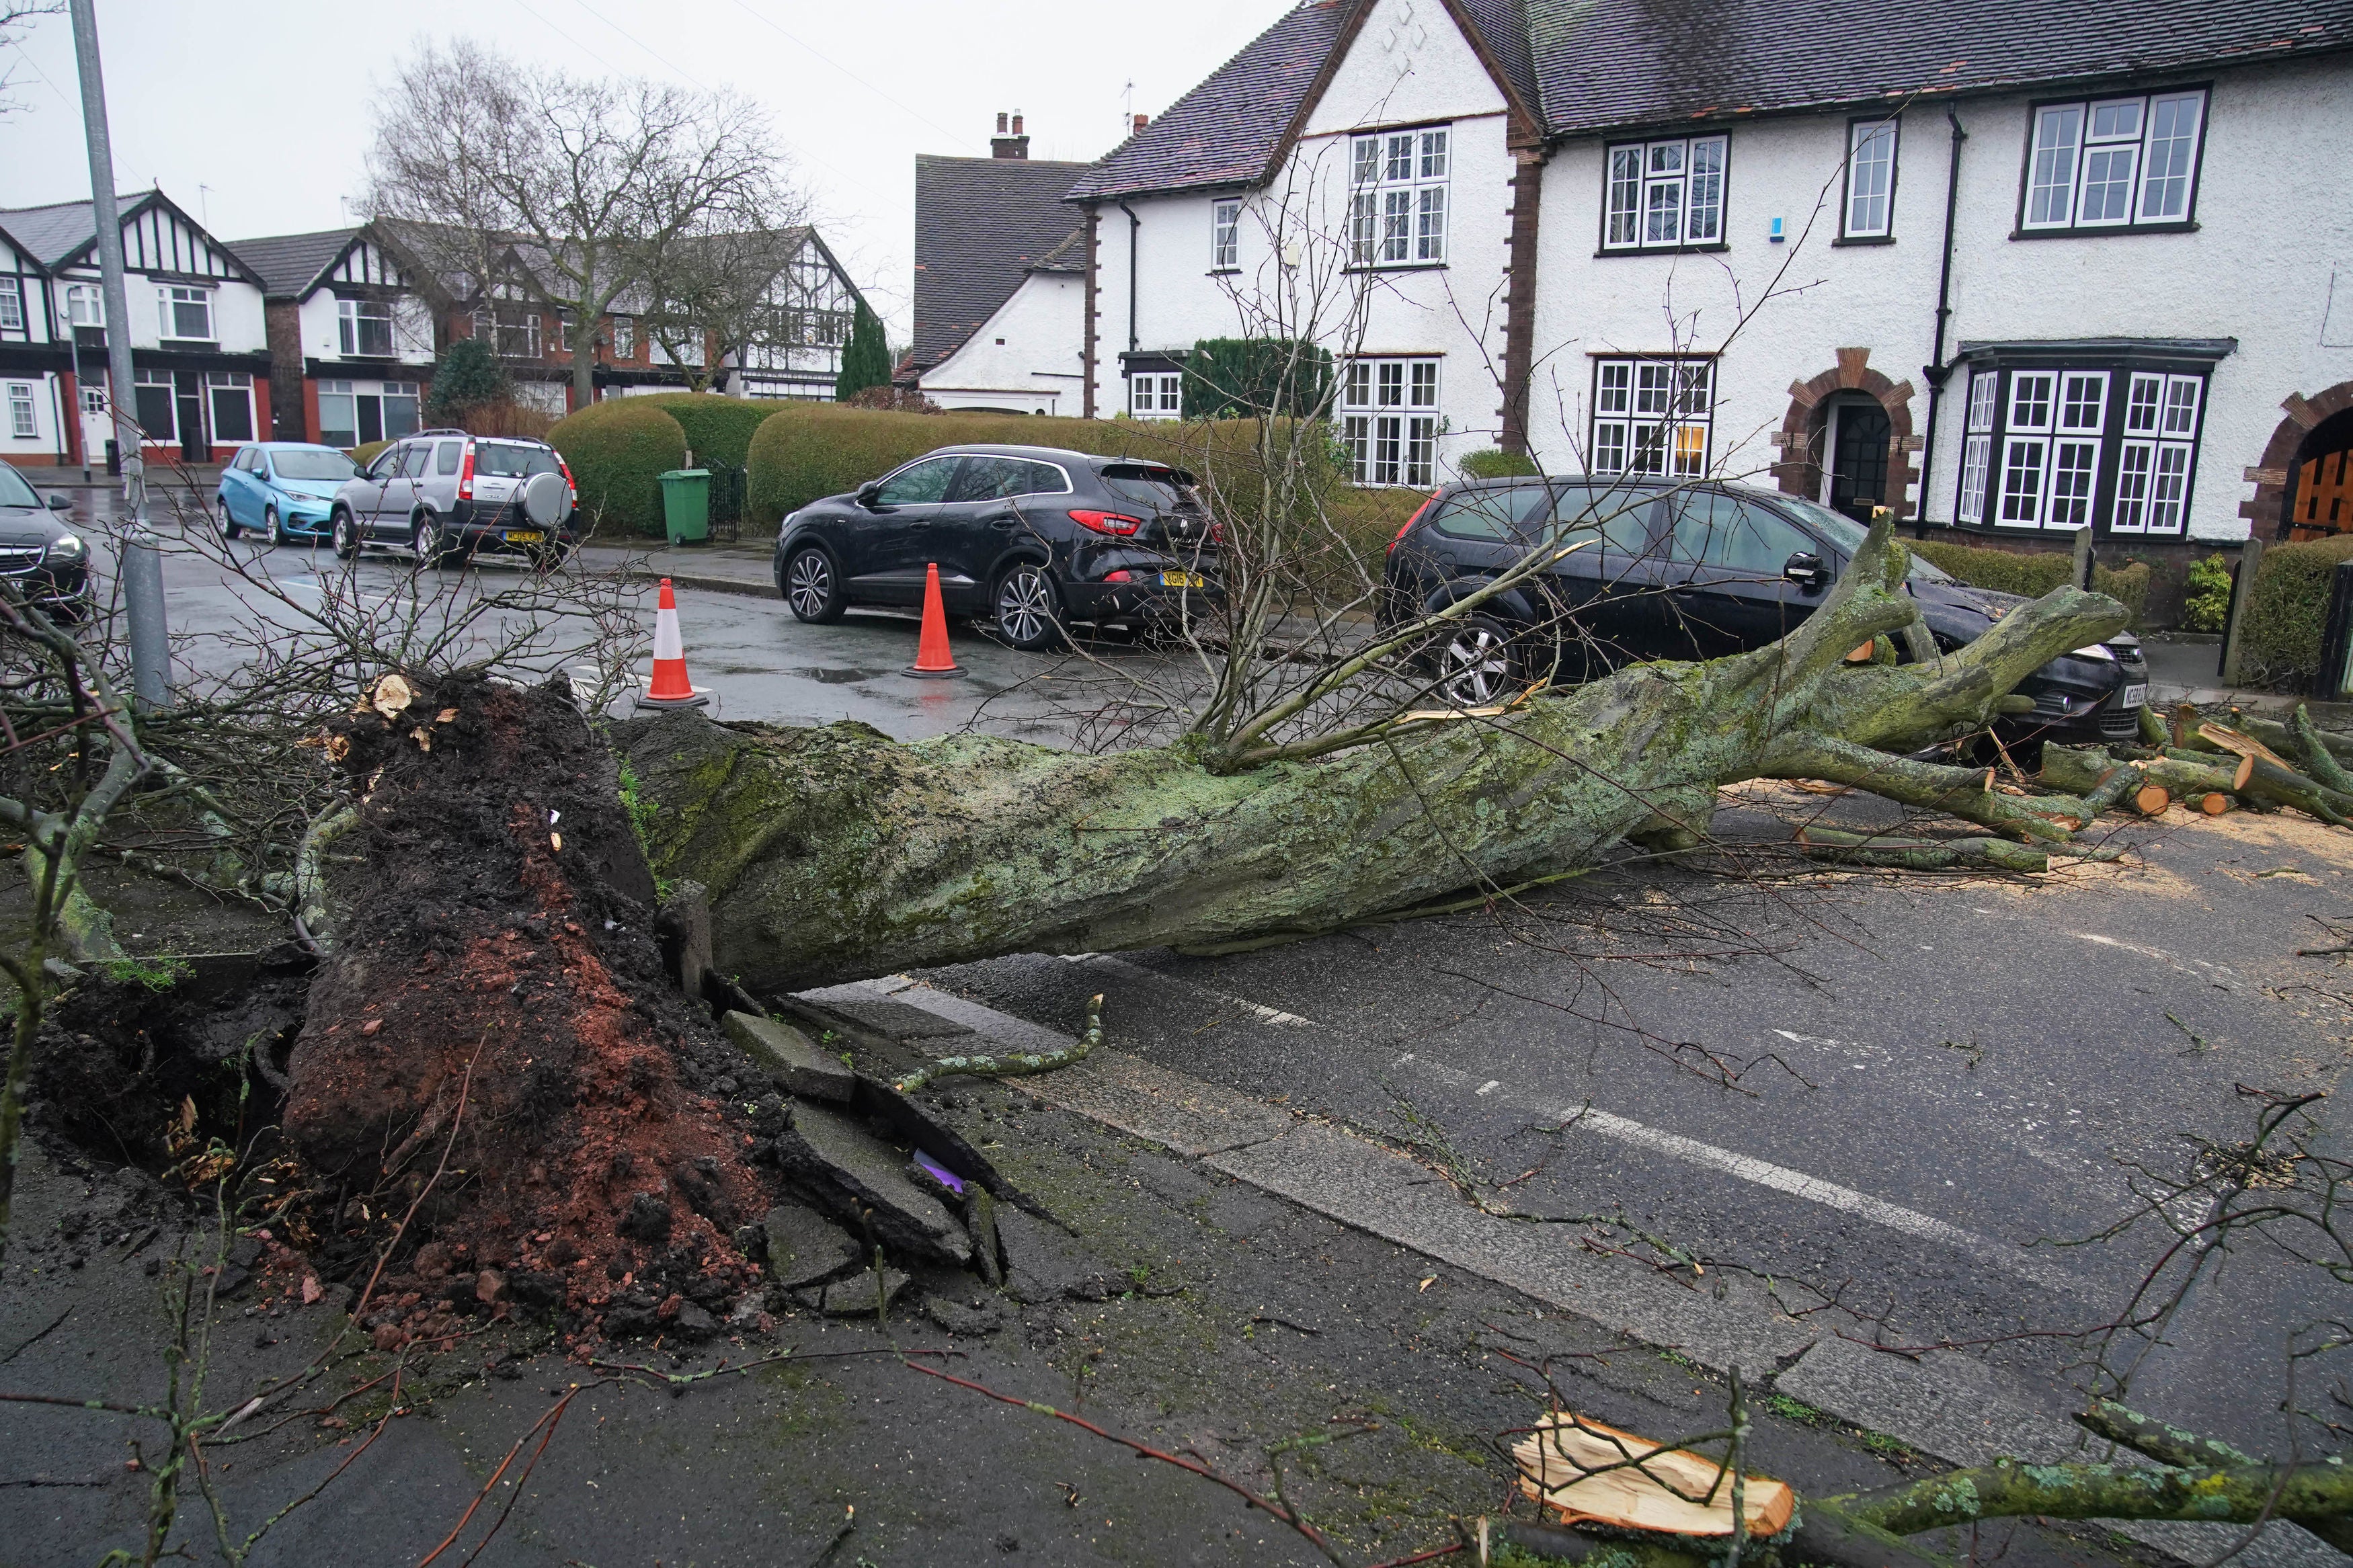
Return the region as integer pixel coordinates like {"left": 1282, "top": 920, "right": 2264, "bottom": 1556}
{"left": 282, "top": 671, "right": 768, "bottom": 1345}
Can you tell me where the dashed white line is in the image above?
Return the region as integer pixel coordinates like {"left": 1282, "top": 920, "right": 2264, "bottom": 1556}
{"left": 1390, "top": 1053, "right": 2094, "bottom": 1298}
{"left": 1066, "top": 953, "right": 1317, "bottom": 1027}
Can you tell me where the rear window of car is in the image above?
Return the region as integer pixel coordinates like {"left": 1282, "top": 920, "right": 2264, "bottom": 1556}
{"left": 477, "top": 442, "right": 561, "bottom": 478}
{"left": 1546, "top": 487, "right": 1654, "bottom": 554}
{"left": 1099, "top": 464, "right": 1201, "bottom": 512}
{"left": 1429, "top": 485, "right": 1544, "bottom": 540}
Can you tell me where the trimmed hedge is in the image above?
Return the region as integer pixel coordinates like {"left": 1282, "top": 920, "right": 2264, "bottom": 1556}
{"left": 1457, "top": 448, "right": 1540, "bottom": 479}
{"left": 745, "top": 405, "right": 1339, "bottom": 526}
{"left": 2241, "top": 534, "right": 2353, "bottom": 688}
{"left": 1912, "top": 539, "right": 2151, "bottom": 627}
{"left": 350, "top": 440, "right": 393, "bottom": 468}
{"left": 629, "top": 393, "right": 782, "bottom": 470}
{"left": 546, "top": 399, "right": 688, "bottom": 537}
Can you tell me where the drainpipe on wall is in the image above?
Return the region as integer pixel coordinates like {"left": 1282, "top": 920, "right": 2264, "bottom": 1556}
{"left": 1119, "top": 203, "right": 1141, "bottom": 358}
{"left": 1915, "top": 110, "right": 1968, "bottom": 539}
{"left": 1080, "top": 205, "right": 1101, "bottom": 419}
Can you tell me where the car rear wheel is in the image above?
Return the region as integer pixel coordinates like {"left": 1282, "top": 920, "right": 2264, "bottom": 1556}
{"left": 993, "top": 562, "right": 1064, "bottom": 652}
{"left": 331, "top": 509, "right": 361, "bottom": 562}
{"left": 782, "top": 544, "right": 846, "bottom": 623}
{"left": 1433, "top": 614, "right": 1521, "bottom": 707}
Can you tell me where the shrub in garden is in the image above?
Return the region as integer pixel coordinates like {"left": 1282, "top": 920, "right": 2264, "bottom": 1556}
{"left": 1457, "top": 449, "right": 1539, "bottom": 479}
{"left": 844, "top": 386, "right": 941, "bottom": 413}
{"left": 1911, "top": 539, "right": 2149, "bottom": 626}
{"left": 631, "top": 393, "right": 781, "bottom": 470}
{"left": 2181, "top": 553, "right": 2234, "bottom": 633}
{"left": 834, "top": 304, "right": 892, "bottom": 401}
{"left": 1180, "top": 337, "right": 1334, "bottom": 419}
{"left": 546, "top": 399, "right": 688, "bottom": 537}
{"left": 424, "top": 338, "right": 512, "bottom": 426}
{"left": 2241, "top": 534, "right": 2353, "bottom": 688}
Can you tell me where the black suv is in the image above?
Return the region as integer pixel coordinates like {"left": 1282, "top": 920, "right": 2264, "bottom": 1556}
{"left": 0, "top": 459, "right": 90, "bottom": 615}
{"left": 774, "top": 444, "right": 1215, "bottom": 650}
{"left": 1380, "top": 477, "right": 2147, "bottom": 747}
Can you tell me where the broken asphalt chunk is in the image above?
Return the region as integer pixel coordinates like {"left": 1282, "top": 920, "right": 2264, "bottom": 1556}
{"left": 770, "top": 1104, "right": 972, "bottom": 1268}
{"left": 722, "top": 1011, "right": 854, "bottom": 1102}
{"left": 797, "top": 1268, "right": 909, "bottom": 1317}
{"left": 761, "top": 1202, "right": 862, "bottom": 1290}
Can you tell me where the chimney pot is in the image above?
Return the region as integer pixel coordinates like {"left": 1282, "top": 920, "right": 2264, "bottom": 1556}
{"left": 996, "top": 112, "right": 1008, "bottom": 134}
{"left": 1133, "top": 113, "right": 1150, "bottom": 134}
{"left": 1010, "top": 112, "right": 1024, "bottom": 135}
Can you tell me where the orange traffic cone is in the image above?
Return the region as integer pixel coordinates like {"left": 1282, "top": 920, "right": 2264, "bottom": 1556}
{"left": 637, "top": 577, "right": 711, "bottom": 708}
{"left": 905, "top": 561, "right": 963, "bottom": 679}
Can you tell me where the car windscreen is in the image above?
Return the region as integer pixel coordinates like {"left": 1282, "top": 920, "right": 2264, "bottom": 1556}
{"left": 270, "top": 450, "right": 358, "bottom": 481}
{"left": 477, "top": 442, "right": 562, "bottom": 478}
{"left": 1776, "top": 496, "right": 1954, "bottom": 582}
{"left": 0, "top": 464, "right": 41, "bottom": 509}
{"left": 1099, "top": 464, "right": 1201, "bottom": 512}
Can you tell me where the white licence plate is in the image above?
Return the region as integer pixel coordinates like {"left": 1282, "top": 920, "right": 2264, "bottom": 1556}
{"left": 2122, "top": 683, "right": 2148, "bottom": 708}
{"left": 1160, "top": 570, "right": 1205, "bottom": 589}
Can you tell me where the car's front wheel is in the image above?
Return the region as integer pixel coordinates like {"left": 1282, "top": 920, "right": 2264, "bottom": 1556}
{"left": 781, "top": 544, "right": 846, "bottom": 623}
{"left": 331, "top": 508, "right": 361, "bottom": 562}
{"left": 993, "top": 561, "right": 1064, "bottom": 652}
{"left": 265, "top": 503, "right": 288, "bottom": 546}
{"left": 1432, "top": 614, "right": 1522, "bottom": 707}
{"left": 412, "top": 511, "right": 458, "bottom": 568}
{"left": 217, "top": 493, "right": 241, "bottom": 540}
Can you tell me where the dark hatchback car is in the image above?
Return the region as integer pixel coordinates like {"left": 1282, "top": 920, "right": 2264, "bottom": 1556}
{"left": 0, "top": 459, "right": 90, "bottom": 614}
{"left": 774, "top": 444, "right": 1215, "bottom": 650}
{"left": 1380, "top": 477, "right": 2147, "bottom": 747}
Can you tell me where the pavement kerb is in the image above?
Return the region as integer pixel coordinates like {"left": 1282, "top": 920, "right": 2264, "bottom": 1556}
{"left": 813, "top": 974, "right": 2342, "bottom": 1568}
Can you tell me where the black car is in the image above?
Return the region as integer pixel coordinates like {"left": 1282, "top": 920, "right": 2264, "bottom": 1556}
{"left": 0, "top": 460, "right": 91, "bottom": 615}
{"left": 774, "top": 444, "right": 1215, "bottom": 650}
{"left": 1380, "top": 477, "right": 2147, "bottom": 747}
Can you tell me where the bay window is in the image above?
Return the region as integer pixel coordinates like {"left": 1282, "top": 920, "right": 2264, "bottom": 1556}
{"left": 1603, "top": 135, "right": 1727, "bottom": 251}
{"left": 1342, "top": 357, "right": 1439, "bottom": 485}
{"left": 2021, "top": 88, "right": 2206, "bottom": 233}
{"left": 1349, "top": 126, "right": 1448, "bottom": 266}
{"left": 1954, "top": 353, "right": 2212, "bottom": 534}
{"left": 1590, "top": 358, "right": 1712, "bottom": 476}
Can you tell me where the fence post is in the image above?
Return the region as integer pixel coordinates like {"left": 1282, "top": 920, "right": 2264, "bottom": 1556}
{"left": 2072, "top": 525, "right": 2094, "bottom": 591}
{"left": 2315, "top": 560, "right": 2353, "bottom": 703}
{"left": 2220, "top": 535, "right": 2264, "bottom": 686}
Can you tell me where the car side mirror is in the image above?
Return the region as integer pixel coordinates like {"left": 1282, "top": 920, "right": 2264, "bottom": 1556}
{"left": 1784, "top": 550, "right": 1829, "bottom": 590}
{"left": 856, "top": 482, "right": 883, "bottom": 508}
{"left": 46, "top": 493, "right": 71, "bottom": 510}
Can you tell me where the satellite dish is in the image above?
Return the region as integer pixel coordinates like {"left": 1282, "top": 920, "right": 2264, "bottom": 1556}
{"left": 520, "top": 470, "right": 571, "bottom": 527}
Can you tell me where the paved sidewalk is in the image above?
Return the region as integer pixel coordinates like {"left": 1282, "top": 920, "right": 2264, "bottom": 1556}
{"left": 579, "top": 537, "right": 776, "bottom": 599}
{"left": 2143, "top": 632, "right": 2353, "bottom": 722}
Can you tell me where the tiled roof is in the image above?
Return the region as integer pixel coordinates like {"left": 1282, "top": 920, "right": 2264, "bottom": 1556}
{"left": 228, "top": 228, "right": 356, "bottom": 298}
{"left": 0, "top": 192, "right": 153, "bottom": 268}
{"left": 1453, "top": 0, "right": 1541, "bottom": 120}
{"left": 909, "top": 156, "right": 1091, "bottom": 375}
{"left": 1521, "top": 0, "right": 2353, "bottom": 136}
{"left": 1064, "top": 1, "right": 1364, "bottom": 202}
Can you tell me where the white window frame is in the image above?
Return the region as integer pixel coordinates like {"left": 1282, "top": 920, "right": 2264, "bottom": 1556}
{"left": 1967, "top": 361, "right": 2207, "bottom": 534}
{"left": 1127, "top": 372, "right": 1181, "bottom": 420}
{"left": 2022, "top": 88, "right": 2206, "bottom": 233}
{"left": 62, "top": 282, "right": 102, "bottom": 329}
{"left": 474, "top": 303, "right": 541, "bottom": 359}
{"left": 1589, "top": 357, "right": 1712, "bottom": 477}
{"left": 337, "top": 297, "right": 395, "bottom": 357}
{"left": 133, "top": 368, "right": 175, "bottom": 442}
{"left": 158, "top": 284, "right": 212, "bottom": 341}
{"left": 1349, "top": 126, "right": 1449, "bottom": 266}
{"left": 1341, "top": 356, "right": 1439, "bottom": 485}
{"left": 610, "top": 315, "right": 635, "bottom": 358}
{"left": 1956, "top": 370, "right": 1998, "bottom": 524}
{"left": 1603, "top": 135, "right": 1728, "bottom": 251}
{"left": 2111, "top": 371, "right": 2203, "bottom": 534}
{"left": 6, "top": 382, "right": 35, "bottom": 440}
{"left": 0, "top": 278, "right": 22, "bottom": 333}
{"left": 1211, "top": 199, "right": 1241, "bottom": 270}
{"left": 1843, "top": 118, "right": 1898, "bottom": 240}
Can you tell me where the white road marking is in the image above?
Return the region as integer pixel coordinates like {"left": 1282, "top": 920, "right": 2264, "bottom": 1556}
{"left": 1476, "top": 1080, "right": 1501, "bottom": 1096}
{"left": 2069, "top": 932, "right": 2245, "bottom": 991}
{"left": 1390, "top": 1053, "right": 2093, "bottom": 1298}
{"left": 1066, "top": 953, "right": 1317, "bottom": 1027}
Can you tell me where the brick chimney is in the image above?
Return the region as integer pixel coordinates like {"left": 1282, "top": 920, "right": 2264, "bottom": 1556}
{"left": 991, "top": 110, "right": 1029, "bottom": 160}
{"left": 1132, "top": 113, "right": 1150, "bottom": 135}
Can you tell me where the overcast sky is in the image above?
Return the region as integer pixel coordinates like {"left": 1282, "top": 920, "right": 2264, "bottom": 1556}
{"left": 0, "top": 0, "right": 1294, "bottom": 341}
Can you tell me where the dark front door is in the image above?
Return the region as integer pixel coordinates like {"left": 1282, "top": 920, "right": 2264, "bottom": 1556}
{"left": 174, "top": 371, "right": 207, "bottom": 463}
{"left": 1829, "top": 403, "right": 1891, "bottom": 522}
{"left": 356, "top": 393, "right": 385, "bottom": 447}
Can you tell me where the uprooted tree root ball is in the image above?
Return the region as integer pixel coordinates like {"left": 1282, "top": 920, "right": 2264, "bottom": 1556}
{"left": 284, "top": 671, "right": 775, "bottom": 1344}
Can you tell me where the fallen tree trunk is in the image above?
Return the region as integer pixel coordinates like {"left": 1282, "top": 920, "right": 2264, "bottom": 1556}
{"left": 625, "top": 520, "right": 2132, "bottom": 992}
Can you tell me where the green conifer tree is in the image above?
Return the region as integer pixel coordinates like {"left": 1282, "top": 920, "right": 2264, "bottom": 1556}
{"left": 834, "top": 303, "right": 891, "bottom": 401}
{"left": 425, "top": 337, "right": 512, "bottom": 425}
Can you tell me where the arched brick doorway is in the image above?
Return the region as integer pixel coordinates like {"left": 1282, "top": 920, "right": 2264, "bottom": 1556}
{"left": 2247, "top": 381, "right": 2353, "bottom": 540}
{"left": 1772, "top": 347, "right": 1919, "bottom": 520}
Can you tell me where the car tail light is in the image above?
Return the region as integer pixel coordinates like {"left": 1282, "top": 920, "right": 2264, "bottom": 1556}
{"left": 1209, "top": 518, "right": 1225, "bottom": 545}
{"left": 1103, "top": 569, "right": 1134, "bottom": 583}
{"left": 556, "top": 453, "right": 576, "bottom": 503}
{"left": 1389, "top": 489, "right": 1443, "bottom": 556}
{"left": 1068, "top": 509, "right": 1142, "bottom": 536}
{"left": 456, "top": 442, "right": 476, "bottom": 501}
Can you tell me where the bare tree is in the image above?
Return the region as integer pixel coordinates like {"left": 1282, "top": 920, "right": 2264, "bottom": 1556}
{"left": 633, "top": 220, "right": 809, "bottom": 395}
{"left": 364, "top": 39, "right": 786, "bottom": 408}
{"left": 0, "top": 1, "right": 62, "bottom": 116}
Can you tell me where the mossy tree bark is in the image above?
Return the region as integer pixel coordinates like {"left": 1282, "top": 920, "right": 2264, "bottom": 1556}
{"left": 621, "top": 521, "right": 2130, "bottom": 993}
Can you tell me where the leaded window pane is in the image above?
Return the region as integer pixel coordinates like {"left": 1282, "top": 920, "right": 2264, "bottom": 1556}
{"left": 1417, "top": 186, "right": 1446, "bottom": 261}
{"left": 1686, "top": 137, "right": 1725, "bottom": 241}
{"left": 1607, "top": 148, "right": 1643, "bottom": 246}
{"left": 2001, "top": 439, "right": 2047, "bottom": 523}
{"left": 1420, "top": 130, "right": 1448, "bottom": 179}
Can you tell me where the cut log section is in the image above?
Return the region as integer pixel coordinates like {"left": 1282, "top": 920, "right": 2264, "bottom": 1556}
{"left": 2200, "top": 792, "right": 2233, "bottom": 816}
{"left": 2197, "top": 722, "right": 2292, "bottom": 775}
{"left": 1514, "top": 1413, "right": 1796, "bottom": 1538}
{"left": 2135, "top": 784, "right": 2171, "bottom": 817}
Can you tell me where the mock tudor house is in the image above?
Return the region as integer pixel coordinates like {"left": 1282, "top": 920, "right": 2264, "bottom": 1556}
{"left": 1059, "top": 0, "right": 2353, "bottom": 546}
{"left": 902, "top": 114, "right": 1094, "bottom": 416}
{"left": 233, "top": 224, "right": 438, "bottom": 448}
{"left": 0, "top": 189, "right": 271, "bottom": 466}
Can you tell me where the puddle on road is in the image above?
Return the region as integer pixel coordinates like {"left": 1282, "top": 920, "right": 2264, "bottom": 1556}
{"left": 793, "top": 666, "right": 895, "bottom": 685}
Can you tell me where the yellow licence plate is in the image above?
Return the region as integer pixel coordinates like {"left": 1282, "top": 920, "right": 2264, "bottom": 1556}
{"left": 505, "top": 531, "right": 544, "bottom": 544}
{"left": 1160, "top": 571, "right": 1205, "bottom": 589}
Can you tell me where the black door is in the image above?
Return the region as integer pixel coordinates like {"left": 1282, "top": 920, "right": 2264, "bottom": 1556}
{"left": 174, "top": 371, "right": 208, "bottom": 463}
{"left": 846, "top": 454, "right": 962, "bottom": 604}
{"left": 356, "top": 394, "right": 385, "bottom": 447}
{"left": 1526, "top": 482, "right": 1665, "bottom": 676}
{"left": 1829, "top": 403, "right": 1891, "bottom": 522}
{"left": 1658, "top": 491, "right": 1829, "bottom": 659}
{"left": 939, "top": 454, "right": 1060, "bottom": 612}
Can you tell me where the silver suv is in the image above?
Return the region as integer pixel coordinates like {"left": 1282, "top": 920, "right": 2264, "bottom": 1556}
{"left": 328, "top": 429, "right": 579, "bottom": 566}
